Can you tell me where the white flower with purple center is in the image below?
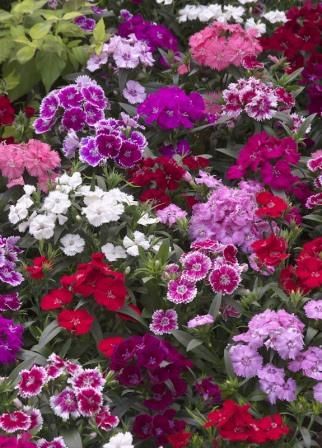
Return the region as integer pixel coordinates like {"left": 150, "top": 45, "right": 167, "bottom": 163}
{"left": 187, "top": 314, "right": 214, "bottom": 328}
{"left": 208, "top": 264, "right": 241, "bottom": 295}
{"left": 123, "top": 81, "right": 146, "bottom": 105}
{"left": 150, "top": 309, "right": 178, "bottom": 335}
{"left": 50, "top": 387, "right": 79, "bottom": 421}
{"left": 304, "top": 300, "right": 322, "bottom": 320}
{"left": 181, "top": 250, "right": 212, "bottom": 282}
{"left": 167, "top": 277, "right": 197, "bottom": 304}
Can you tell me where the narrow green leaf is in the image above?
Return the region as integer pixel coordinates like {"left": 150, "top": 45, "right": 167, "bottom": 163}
{"left": 186, "top": 339, "right": 203, "bottom": 352}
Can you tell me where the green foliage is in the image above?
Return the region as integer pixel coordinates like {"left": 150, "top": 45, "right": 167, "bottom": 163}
{"left": 0, "top": 0, "right": 105, "bottom": 99}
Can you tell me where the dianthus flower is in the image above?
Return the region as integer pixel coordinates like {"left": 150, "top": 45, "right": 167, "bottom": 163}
{"left": 251, "top": 234, "right": 288, "bottom": 267}
{"left": 17, "top": 366, "right": 48, "bottom": 398}
{"left": 149, "top": 309, "right": 178, "bottom": 335}
{"left": 227, "top": 132, "right": 301, "bottom": 195}
{"left": 189, "top": 180, "right": 271, "bottom": 252}
{"left": 87, "top": 34, "right": 154, "bottom": 71}
{"left": 189, "top": 21, "right": 262, "bottom": 71}
{"left": 0, "top": 316, "right": 24, "bottom": 364}
{"left": 138, "top": 86, "right": 206, "bottom": 130}
{"left": 222, "top": 78, "right": 294, "bottom": 121}
{"left": 156, "top": 204, "right": 187, "bottom": 226}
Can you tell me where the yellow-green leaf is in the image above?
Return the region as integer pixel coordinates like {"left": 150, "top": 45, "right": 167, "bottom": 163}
{"left": 62, "top": 11, "right": 82, "bottom": 20}
{"left": 29, "top": 21, "right": 52, "bottom": 40}
{"left": 16, "top": 46, "right": 36, "bottom": 64}
{"left": 0, "top": 10, "right": 12, "bottom": 22}
{"left": 93, "top": 18, "right": 106, "bottom": 43}
{"left": 0, "top": 38, "right": 13, "bottom": 63}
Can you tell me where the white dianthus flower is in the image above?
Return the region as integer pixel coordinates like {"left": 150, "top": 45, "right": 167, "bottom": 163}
{"left": 263, "top": 10, "right": 287, "bottom": 24}
{"left": 29, "top": 214, "right": 56, "bottom": 240}
{"left": 60, "top": 234, "right": 85, "bottom": 256}
{"left": 103, "top": 432, "right": 134, "bottom": 448}
{"left": 43, "top": 191, "right": 71, "bottom": 215}
{"left": 101, "top": 243, "right": 127, "bottom": 262}
{"left": 123, "top": 231, "right": 150, "bottom": 257}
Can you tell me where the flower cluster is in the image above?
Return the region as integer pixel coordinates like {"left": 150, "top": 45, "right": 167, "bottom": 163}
{"left": 79, "top": 116, "right": 147, "bottom": 168}
{"left": 189, "top": 21, "right": 262, "bottom": 71}
{"left": 166, "top": 241, "right": 245, "bottom": 313}
{"left": 138, "top": 86, "right": 206, "bottom": 130}
{"left": 189, "top": 180, "right": 271, "bottom": 252}
{"left": 230, "top": 309, "right": 305, "bottom": 403}
{"left": 205, "top": 400, "right": 289, "bottom": 444}
{"left": 280, "top": 237, "right": 322, "bottom": 294}
{"left": 34, "top": 76, "right": 108, "bottom": 135}
{"left": 0, "top": 140, "right": 60, "bottom": 191}
{"left": 0, "top": 354, "right": 119, "bottom": 439}
{"left": 118, "top": 10, "right": 178, "bottom": 56}
{"left": 227, "top": 132, "right": 301, "bottom": 194}
{"left": 251, "top": 234, "right": 288, "bottom": 268}
{"left": 0, "top": 236, "right": 23, "bottom": 287}
{"left": 128, "top": 156, "right": 187, "bottom": 209}
{"left": 222, "top": 77, "right": 295, "bottom": 121}
{"left": 87, "top": 34, "right": 154, "bottom": 71}
{"left": 40, "top": 253, "right": 127, "bottom": 335}
{"left": 9, "top": 172, "right": 136, "bottom": 239}
{"left": 306, "top": 150, "right": 322, "bottom": 209}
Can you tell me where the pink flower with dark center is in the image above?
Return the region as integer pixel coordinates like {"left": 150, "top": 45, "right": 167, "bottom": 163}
{"left": 208, "top": 264, "right": 241, "bottom": 294}
{"left": 81, "top": 85, "right": 109, "bottom": 110}
{"left": 76, "top": 387, "right": 103, "bottom": 417}
{"left": 69, "top": 368, "right": 105, "bottom": 391}
{"left": 167, "top": 277, "right": 197, "bottom": 304}
{"left": 149, "top": 309, "right": 178, "bottom": 335}
{"left": 47, "top": 353, "right": 65, "bottom": 369}
{"left": 306, "top": 193, "right": 322, "bottom": 209}
{"left": 304, "top": 300, "right": 322, "bottom": 320}
{"left": 307, "top": 150, "right": 322, "bottom": 172}
{"left": 49, "top": 388, "right": 79, "bottom": 421}
{"left": 95, "top": 406, "right": 119, "bottom": 431}
{"left": 116, "top": 141, "right": 142, "bottom": 168}
{"left": 96, "top": 133, "right": 122, "bottom": 158}
{"left": 17, "top": 366, "right": 48, "bottom": 398}
{"left": 46, "top": 364, "right": 64, "bottom": 380}
{"left": 58, "top": 86, "right": 83, "bottom": 109}
{"left": 0, "top": 410, "right": 31, "bottom": 433}
{"left": 62, "top": 108, "right": 86, "bottom": 132}
{"left": 37, "top": 437, "right": 67, "bottom": 448}
{"left": 181, "top": 250, "right": 212, "bottom": 282}
{"left": 191, "top": 239, "right": 220, "bottom": 252}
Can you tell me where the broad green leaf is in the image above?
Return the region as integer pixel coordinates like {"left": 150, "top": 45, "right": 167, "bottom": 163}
{"left": 29, "top": 21, "right": 52, "bottom": 40}
{"left": 36, "top": 50, "right": 66, "bottom": 91}
{"left": 16, "top": 46, "right": 36, "bottom": 63}
{"left": 0, "top": 10, "right": 12, "bottom": 21}
{"left": 0, "top": 38, "right": 13, "bottom": 63}
{"left": 71, "top": 45, "right": 89, "bottom": 65}
{"left": 13, "top": 0, "right": 47, "bottom": 15}
{"left": 63, "top": 11, "right": 82, "bottom": 20}
{"left": 93, "top": 18, "right": 106, "bottom": 43}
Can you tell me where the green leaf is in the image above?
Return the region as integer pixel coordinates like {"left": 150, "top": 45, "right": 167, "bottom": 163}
{"left": 16, "top": 46, "right": 36, "bottom": 63}
{"left": 0, "top": 38, "right": 13, "bottom": 63}
{"left": 13, "top": 0, "right": 47, "bottom": 15}
{"left": 93, "top": 18, "right": 106, "bottom": 43}
{"left": 186, "top": 339, "right": 203, "bottom": 352}
{"left": 35, "top": 320, "right": 62, "bottom": 348}
{"left": 300, "top": 428, "right": 312, "bottom": 448}
{"left": 36, "top": 50, "right": 66, "bottom": 91}
{"left": 71, "top": 46, "right": 89, "bottom": 65}
{"left": 209, "top": 294, "right": 222, "bottom": 320}
{"left": 61, "top": 429, "right": 83, "bottom": 448}
{"left": 29, "top": 21, "right": 52, "bottom": 40}
{"left": 224, "top": 347, "right": 235, "bottom": 377}
{"left": 63, "top": 11, "right": 82, "bottom": 20}
{"left": 0, "top": 10, "right": 12, "bottom": 21}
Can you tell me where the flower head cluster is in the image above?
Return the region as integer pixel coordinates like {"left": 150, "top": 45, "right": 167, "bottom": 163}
{"left": 128, "top": 156, "right": 187, "bottom": 209}
{"left": 87, "top": 34, "right": 154, "bottom": 71}
{"left": 118, "top": 11, "right": 178, "bottom": 56}
{"left": 178, "top": 4, "right": 245, "bottom": 23}
{"left": 40, "top": 253, "right": 127, "bottom": 335}
{"left": 0, "top": 140, "right": 60, "bottom": 191}
{"left": 306, "top": 150, "right": 322, "bottom": 209}
{"left": 34, "top": 76, "right": 108, "bottom": 135}
{"left": 280, "top": 237, "right": 322, "bottom": 294}
{"left": 0, "top": 236, "right": 23, "bottom": 287}
{"left": 1, "top": 354, "right": 119, "bottom": 436}
{"left": 79, "top": 116, "right": 147, "bottom": 168}
{"left": 205, "top": 400, "right": 289, "bottom": 444}
{"left": 189, "top": 21, "right": 262, "bottom": 71}
{"left": 0, "top": 316, "right": 23, "bottom": 364}
{"left": 189, "top": 180, "right": 271, "bottom": 252}
{"left": 111, "top": 334, "right": 190, "bottom": 412}
{"left": 138, "top": 86, "right": 206, "bottom": 130}
{"left": 227, "top": 132, "right": 301, "bottom": 194}
{"left": 222, "top": 77, "right": 295, "bottom": 121}
{"left": 166, "top": 241, "right": 245, "bottom": 310}
{"left": 289, "top": 347, "right": 322, "bottom": 381}
{"left": 230, "top": 309, "right": 305, "bottom": 403}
